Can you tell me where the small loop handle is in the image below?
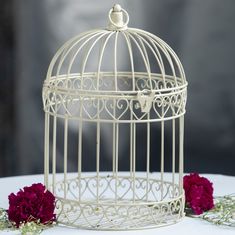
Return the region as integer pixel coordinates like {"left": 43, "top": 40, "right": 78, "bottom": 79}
{"left": 107, "top": 5, "right": 129, "bottom": 30}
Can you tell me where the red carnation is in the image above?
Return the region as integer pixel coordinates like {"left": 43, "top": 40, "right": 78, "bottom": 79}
{"left": 8, "top": 183, "right": 56, "bottom": 227}
{"left": 183, "top": 173, "right": 214, "bottom": 215}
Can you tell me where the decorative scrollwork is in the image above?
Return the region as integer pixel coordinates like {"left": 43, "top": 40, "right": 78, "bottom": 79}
{"left": 43, "top": 73, "right": 186, "bottom": 122}
{"left": 54, "top": 175, "right": 184, "bottom": 230}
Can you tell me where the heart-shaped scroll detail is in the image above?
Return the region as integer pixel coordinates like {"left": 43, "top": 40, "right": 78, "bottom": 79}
{"left": 82, "top": 204, "right": 105, "bottom": 228}
{"left": 85, "top": 177, "right": 109, "bottom": 200}
{"left": 153, "top": 96, "right": 171, "bottom": 119}
{"left": 56, "top": 94, "right": 72, "bottom": 116}
{"left": 66, "top": 178, "right": 87, "bottom": 200}
{"left": 170, "top": 93, "right": 184, "bottom": 116}
{"left": 108, "top": 177, "right": 133, "bottom": 200}
{"left": 104, "top": 205, "right": 127, "bottom": 228}
{"left": 53, "top": 94, "right": 63, "bottom": 114}
{"left": 104, "top": 98, "right": 129, "bottom": 120}
{"left": 134, "top": 178, "right": 150, "bottom": 200}
{"left": 82, "top": 98, "right": 105, "bottom": 120}
{"left": 68, "top": 202, "right": 83, "bottom": 225}
{"left": 47, "top": 92, "right": 56, "bottom": 113}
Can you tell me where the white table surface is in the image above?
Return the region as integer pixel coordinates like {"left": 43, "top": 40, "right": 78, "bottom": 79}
{"left": 0, "top": 173, "right": 235, "bottom": 234}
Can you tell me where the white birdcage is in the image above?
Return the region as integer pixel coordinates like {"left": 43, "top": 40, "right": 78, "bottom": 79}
{"left": 43, "top": 4, "right": 187, "bottom": 230}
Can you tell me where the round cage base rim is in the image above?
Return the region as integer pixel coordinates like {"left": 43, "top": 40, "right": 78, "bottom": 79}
{"left": 57, "top": 214, "right": 185, "bottom": 231}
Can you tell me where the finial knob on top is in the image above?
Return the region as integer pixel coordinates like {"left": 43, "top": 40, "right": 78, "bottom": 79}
{"left": 107, "top": 4, "right": 129, "bottom": 31}
{"left": 113, "top": 4, "right": 122, "bottom": 12}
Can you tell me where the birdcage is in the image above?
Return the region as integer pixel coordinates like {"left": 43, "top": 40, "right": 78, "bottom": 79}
{"left": 42, "top": 4, "right": 187, "bottom": 230}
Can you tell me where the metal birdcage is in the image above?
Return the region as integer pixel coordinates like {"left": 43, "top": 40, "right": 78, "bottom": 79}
{"left": 43, "top": 4, "right": 187, "bottom": 230}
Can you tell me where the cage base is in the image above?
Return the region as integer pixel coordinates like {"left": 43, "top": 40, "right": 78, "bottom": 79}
{"left": 54, "top": 176, "right": 185, "bottom": 230}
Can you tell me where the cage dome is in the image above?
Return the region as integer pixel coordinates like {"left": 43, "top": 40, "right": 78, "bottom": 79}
{"left": 43, "top": 4, "right": 187, "bottom": 230}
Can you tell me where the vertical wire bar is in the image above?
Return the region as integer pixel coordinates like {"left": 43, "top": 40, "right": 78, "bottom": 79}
{"left": 123, "top": 33, "right": 135, "bottom": 202}
{"left": 114, "top": 32, "right": 119, "bottom": 203}
{"left": 96, "top": 38, "right": 102, "bottom": 202}
{"left": 179, "top": 116, "right": 184, "bottom": 194}
{"left": 112, "top": 32, "right": 119, "bottom": 177}
{"left": 115, "top": 122, "right": 119, "bottom": 203}
{"left": 161, "top": 119, "right": 165, "bottom": 200}
{"left": 78, "top": 98, "right": 83, "bottom": 201}
{"left": 96, "top": 101, "right": 101, "bottom": 203}
{"left": 133, "top": 121, "right": 136, "bottom": 202}
{"left": 114, "top": 32, "right": 119, "bottom": 91}
{"left": 112, "top": 110, "right": 116, "bottom": 176}
{"left": 64, "top": 118, "right": 68, "bottom": 199}
{"left": 52, "top": 115, "right": 57, "bottom": 194}
{"left": 130, "top": 119, "right": 133, "bottom": 178}
{"left": 129, "top": 102, "right": 134, "bottom": 203}
{"left": 130, "top": 109, "right": 134, "bottom": 203}
{"left": 94, "top": 32, "right": 114, "bottom": 203}
{"left": 77, "top": 37, "right": 89, "bottom": 201}
{"left": 172, "top": 118, "right": 176, "bottom": 197}
{"left": 44, "top": 113, "right": 50, "bottom": 188}
{"left": 146, "top": 117, "right": 150, "bottom": 201}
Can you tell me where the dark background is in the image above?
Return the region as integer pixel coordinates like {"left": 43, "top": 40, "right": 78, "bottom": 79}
{"left": 0, "top": 0, "right": 235, "bottom": 177}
